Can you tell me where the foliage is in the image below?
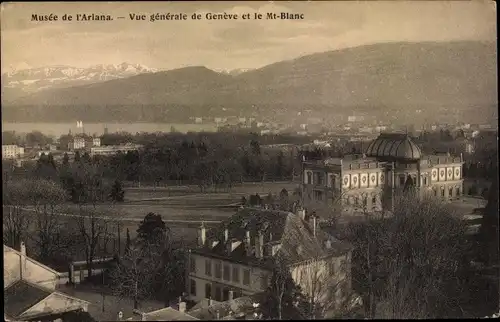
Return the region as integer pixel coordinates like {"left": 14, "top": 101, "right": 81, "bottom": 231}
{"left": 109, "top": 246, "right": 159, "bottom": 309}
{"left": 345, "top": 195, "right": 471, "bottom": 318}
{"left": 136, "top": 212, "right": 169, "bottom": 249}
{"left": 260, "top": 257, "right": 310, "bottom": 320}
{"left": 109, "top": 179, "right": 125, "bottom": 202}
{"left": 478, "top": 177, "right": 499, "bottom": 265}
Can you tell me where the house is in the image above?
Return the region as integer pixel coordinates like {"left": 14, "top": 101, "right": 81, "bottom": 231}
{"left": 2, "top": 144, "right": 25, "bottom": 159}
{"left": 187, "top": 208, "right": 353, "bottom": 314}
{"left": 68, "top": 136, "right": 86, "bottom": 150}
{"left": 4, "top": 243, "right": 91, "bottom": 321}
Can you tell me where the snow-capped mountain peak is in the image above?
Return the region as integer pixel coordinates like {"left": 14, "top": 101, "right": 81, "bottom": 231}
{"left": 2, "top": 63, "right": 158, "bottom": 96}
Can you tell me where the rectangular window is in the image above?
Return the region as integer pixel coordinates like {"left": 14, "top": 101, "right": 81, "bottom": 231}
{"left": 223, "top": 288, "right": 229, "bottom": 301}
{"left": 223, "top": 264, "right": 230, "bottom": 281}
{"left": 441, "top": 189, "right": 445, "bottom": 197}
{"left": 190, "top": 257, "right": 196, "bottom": 273}
{"left": 314, "top": 190, "right": 323, "bottom": 201}
{"left": 205, "top": 259, "right": 212, "bottom": 276}
{"left": 260, "top": 274, "right": 269, "bottom": 290}
{"left": 215, "top": 261, "right": 222, "bottom": 279}
{"left": 190, "top": 279, "right": 196, "bottom": 296}
{"left": 215, "top": 287, "right": 222, "bottom": 301}
{"left": 399, "top": 175, "right": 406, "bottom": 186}
{"left": 456, "top": 187, "right": 460, "bottom": 197}
{"left": 317, "top": 173, "right": 324, "bottom": 186}
{"left": 243, "top": 269, "right": 250, "bottom": 286}
{"left": 232, "top": 266, "right": 240, "bottom": 283}
{"left": 205, "top": 283, "right": 212, "bottom": 299}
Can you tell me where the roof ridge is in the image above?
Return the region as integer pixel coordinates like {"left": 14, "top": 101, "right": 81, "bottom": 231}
{"left": 3, "top": 245, "right": 61, "bottom": 275}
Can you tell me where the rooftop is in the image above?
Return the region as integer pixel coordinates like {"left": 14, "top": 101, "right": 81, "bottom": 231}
{"left": 4, "top": 280, "right": 52, "bottom": 318}
{"left": 192, "top": 208, "right": 353, "bottom": 268}
{"left": 126, "top": 307, "right": 198, "bottom": 321}
{"left": 188, "top": 294, "right": 263, "bottom": 320}
{"left": 365, "top": 132, "right": 422, "bottom": 161}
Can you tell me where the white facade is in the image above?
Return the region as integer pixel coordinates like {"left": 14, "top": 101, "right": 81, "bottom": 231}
{"left": 90, "top": 144, "right": 142, "bottom": 156}
{"left": 2, "top": 145, "right": 24, "bottom": 159}
{"left": 187, "top": 252, "right": 271, "bottom": 303}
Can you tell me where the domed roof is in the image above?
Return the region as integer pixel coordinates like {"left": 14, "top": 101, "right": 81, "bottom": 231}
{"left": 365, "top": 133, "right": 422, "bottom": 161}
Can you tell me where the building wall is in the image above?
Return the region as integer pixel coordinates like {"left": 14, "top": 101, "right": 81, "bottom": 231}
{"left": 302, "top": 164, "right": 385, "bottom": 215}
{"left": 290, "top": 252, "right": 352, "bottom": 310}
{"left": 302, "top": 158, "right": 464, "bottom": 214}
{"left": 187, "top": 253, "right": 271, "bottom": 303}
{"left": 2, "top": 145, "right": 24, "bottom": 159}
{"left": 3, "top": 247, "right": 58, "bottom": 290}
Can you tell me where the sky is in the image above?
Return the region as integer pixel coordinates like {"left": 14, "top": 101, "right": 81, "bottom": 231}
{"left": 1, "top": 1, "right": 497, "bottom": 72}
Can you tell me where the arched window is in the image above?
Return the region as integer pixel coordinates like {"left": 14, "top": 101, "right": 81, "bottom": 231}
{"left": 306, "top": 172, "right": 312, "bottom": 184}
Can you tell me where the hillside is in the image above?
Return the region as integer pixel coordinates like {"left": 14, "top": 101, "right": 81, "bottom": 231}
{"left": 3, "top": 41, "right": 497, "bottom": 123}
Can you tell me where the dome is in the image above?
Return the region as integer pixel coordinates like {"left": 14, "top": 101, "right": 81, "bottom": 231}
{"left": 365, "top": 133, "right": 422, "bottom": 161}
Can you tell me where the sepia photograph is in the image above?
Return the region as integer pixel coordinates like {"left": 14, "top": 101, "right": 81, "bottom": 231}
{"left": 1, "top": 0, "right": 498, "bottom": 320}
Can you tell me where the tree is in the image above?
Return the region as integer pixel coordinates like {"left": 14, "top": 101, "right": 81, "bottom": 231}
{"left": 28, "top": 179, "right": 70, "bottom": 265}
{"left": 260, "top": 256, "right": 309, "bottom": 320}
{"left": 279, "top": 189, "right": 290, "bottom": 211}
{"left": 74, "top": 151, "right": 81, "bottom": 163}
{"left": 62, "top": 153, "right": 70, "bottom": 166}
{"left": 478, "top": 177, "right": 499, "bottom": 265}
{"left": 345, "top": 195, "right": 470, "bottom": 318}
{"left": 110, "top": 179, "right": 125, "bottom": 202}
{"left": 125, "top": 228, "right": 131, "bottom": 255}
{"left": 109, "top": 246, "right": 158, "bottom": 309}
{"left": 136, "top": 213, "right": 169, "bottom": 250}
{"left": 2, "top": 180, "right": 31, "bottom": 249}
{"left": 75, "top": 206, "right": 115, "bottom": 279}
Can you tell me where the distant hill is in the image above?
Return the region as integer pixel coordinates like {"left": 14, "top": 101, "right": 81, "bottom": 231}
{"left": 3, "top": 41, "right": 497, "bottom": 123}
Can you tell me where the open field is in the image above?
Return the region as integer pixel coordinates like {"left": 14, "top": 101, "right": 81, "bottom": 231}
{"left": 124, "top": 181, "right": 300, "bottom": 202}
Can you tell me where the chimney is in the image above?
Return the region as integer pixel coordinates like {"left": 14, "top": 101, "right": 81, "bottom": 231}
{"left": 117, "top": 311, "right": 123, "bottom": 321}
{"left": 198, "top": 222, "right": 206, "bottom": 247}
{"left": 216, "top": 310, "right": 220, "bottom": 320}
{"left": 20, "top": 241, "right": 27, "bottom": 278}
{"left": 296, "top": 208, "right": 306, "bottom": 220}
{"left": 325, "top": 240, "right": 332, "bottom": 249}
{"left": 224, "top": 228, "right": 229, "bottom": 243}
{"left": 209, "top": 297, "right": 214, "bottom": 306}
{"left": 313, "top": 215, "right": 317, "bottom": 237}
{"left": 179, "top": 302, "right": 187, "bottom": 313}
{"left": 132, "top": 309, "right": 146, "bottom": 321}
{"left": 255, "top": 231, "right": 264, "bottom": 258}
{"left": 229, "top": 290, "right": 234, "bottom": 301}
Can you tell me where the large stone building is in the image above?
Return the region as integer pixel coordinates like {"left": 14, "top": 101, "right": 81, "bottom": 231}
{"left": 187, "top": 208, "right": 353, "bottom": 314}
{"left": 302, "top": 132, "right": 464, "bottom": 216}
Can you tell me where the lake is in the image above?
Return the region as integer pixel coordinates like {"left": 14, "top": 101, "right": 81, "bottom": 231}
{"left": 1, "top": 122, "right": 218, "bottom": 137}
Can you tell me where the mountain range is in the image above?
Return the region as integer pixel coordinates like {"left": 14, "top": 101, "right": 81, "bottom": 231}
{"left": 2, "top": 41, "right": 497, "bottom": 124}
{"left": 1, "top": 63, "right": 157, "bottom": 99}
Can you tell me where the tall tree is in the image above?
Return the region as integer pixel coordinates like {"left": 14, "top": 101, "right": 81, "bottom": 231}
{"left": 136, "top": 213, "right": 169, "bottom": 250}
{"left": 110, "top": 179, "right": 125, "bottom": 202}
{"left": 260, "top": 256, "right": 309, "bottom": 320}
{"left": 2, "top": 180, "right": 31, "bottom": 249}
{"left": 478, "top": 176, "right": 499, "bottom": 265}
